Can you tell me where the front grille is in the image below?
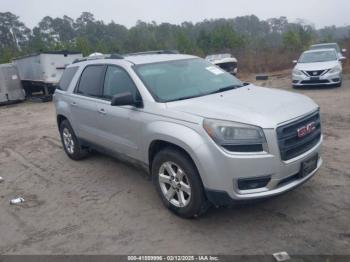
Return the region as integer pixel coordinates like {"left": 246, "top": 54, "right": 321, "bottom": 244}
{"left": 305, "top": 70, "right": 327, "bottom": 76}
{"left": 277, "top": 111, "right": 321, "bottom": 161}
{"left": 301, "top": 79, "right": 329, "bottom": 84}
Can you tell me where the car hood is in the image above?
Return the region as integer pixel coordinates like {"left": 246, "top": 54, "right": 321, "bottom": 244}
{"left": 295, "top": 61, "right": 339, "bottom": 71}
{"left": 166, "top": 85, "right": 318, "bottom": 128}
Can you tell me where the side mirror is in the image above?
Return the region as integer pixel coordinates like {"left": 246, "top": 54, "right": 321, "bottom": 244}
{"left": 292, "top": 60, "right": 298, "bottom": 64}
{"left": 111, "top": 92, "right": 135, "bottom": 107}
{"left": 342, "top": 48, "right": 347, "bottom": 53}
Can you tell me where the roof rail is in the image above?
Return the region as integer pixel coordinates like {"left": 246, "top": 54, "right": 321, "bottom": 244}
{"left": 125, "top": 50, "right": 179, "bottom": 56}
{"left": 72, "top": 53, "right": 124, "bottom": 64}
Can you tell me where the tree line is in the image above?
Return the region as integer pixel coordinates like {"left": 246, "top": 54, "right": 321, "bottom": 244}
{"left": 1, "top": 11, "right": 349, "bottom": 72}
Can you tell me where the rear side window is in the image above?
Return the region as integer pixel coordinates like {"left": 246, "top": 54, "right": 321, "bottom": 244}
{"left": 77, "top": 65, "right": 105, "bottom": 97}
{"left": 58, "top": 67, "right": 78, "bottom": 91}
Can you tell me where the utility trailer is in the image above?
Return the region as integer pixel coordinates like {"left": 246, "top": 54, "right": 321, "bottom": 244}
{"left": 13, "top": 51, "right": 82, "bottom": 101}
{"left": 0, "top": 63, "right": 25, "bottom": 105}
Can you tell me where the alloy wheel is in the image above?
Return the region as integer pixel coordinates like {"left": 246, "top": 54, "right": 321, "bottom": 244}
{"left": 158, "top": 161, "right": 192, "bottom": 208}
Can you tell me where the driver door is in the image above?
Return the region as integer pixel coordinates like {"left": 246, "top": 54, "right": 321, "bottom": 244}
{"left": 94, "top": 65, "right": 144, "bottom": 159}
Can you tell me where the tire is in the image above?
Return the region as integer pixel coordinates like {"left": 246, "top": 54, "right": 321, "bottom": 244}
{"left": 151, "top": 148, "right": 210, "bottom": 218}
{"left": 59, "top": 120, "right": 89, "bottom": 160}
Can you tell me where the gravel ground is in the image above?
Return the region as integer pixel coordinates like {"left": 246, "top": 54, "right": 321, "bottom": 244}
{"left": 0, "top": 73, "right": 349, "bottom": 255}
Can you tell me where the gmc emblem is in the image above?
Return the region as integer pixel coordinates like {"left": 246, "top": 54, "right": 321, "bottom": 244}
{"left": 297, "top": 122, "right": 316, "bottom": 138}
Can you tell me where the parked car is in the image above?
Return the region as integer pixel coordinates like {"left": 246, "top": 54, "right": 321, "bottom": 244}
{"left": 206, "top": 53, "right": 238, "bottom": 75}
{"left": 54, "top": 51, "right": 323, "bottom": 218}
{"left": 310, "top": 43, "right": 347, "bottom": 60}
{"left": 13, "top": 51, "right": 82, "bottom": 100}
{"left": 292, "top": 49, "right": 343, "bottom": 88}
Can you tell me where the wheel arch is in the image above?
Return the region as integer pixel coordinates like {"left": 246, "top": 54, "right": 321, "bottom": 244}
{"left": 143, "top": 121, "right": 208, "bottom": 185}
{"left": 57, "top": 114, "right": 68, "bottom": 129}
{"left": 148, "top": 140, "right": 195, "bottom": 171}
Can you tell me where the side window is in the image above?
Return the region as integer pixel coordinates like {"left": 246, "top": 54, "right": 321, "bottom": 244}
{"left": 77, "top": 65, "right": 105, "bottom": 97}
{"left": 103, "top": 66, "right": 138, "bottom": 99}
{"left": 58, "top": 66, "right": 78, "bottom": 91}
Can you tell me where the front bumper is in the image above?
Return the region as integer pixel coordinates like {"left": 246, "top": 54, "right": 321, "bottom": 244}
{"left": 205, "top": 156, "right": 322, "bottom": 206}
{"left": 193, "top": 129, "right": 323, "bottom": 205}
{"left": 292, "top": 71, "right": 341, "bottom": 86}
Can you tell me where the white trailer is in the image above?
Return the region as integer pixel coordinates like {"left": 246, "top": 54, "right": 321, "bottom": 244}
{"left": 0, "top": 63, "right": 25, "bottom": 105}
{"left": 13, "top": 51, "right": 82, "bottom": 99}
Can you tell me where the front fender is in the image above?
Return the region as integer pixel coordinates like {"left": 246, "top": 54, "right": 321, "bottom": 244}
{"left": 142, "top": 121, "right": 208, "bottom": 182}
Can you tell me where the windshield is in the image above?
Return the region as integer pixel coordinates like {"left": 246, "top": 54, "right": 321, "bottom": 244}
{"left": 299, "top": 51, "right": 337, "bottom": 63}
{"left": 134, "top": 58, "right": 243, "bottom": 102}
{"left": 310, "top": 44, "right": 340, "bottom": 53}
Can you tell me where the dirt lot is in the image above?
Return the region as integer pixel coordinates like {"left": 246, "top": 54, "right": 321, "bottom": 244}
{"left": 0, "top": 72, "right": 349, "bottom": 255}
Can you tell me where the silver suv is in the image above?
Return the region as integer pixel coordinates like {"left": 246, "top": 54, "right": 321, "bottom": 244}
{"left": 54, "top": 51, "right": 323, "bottom": 218}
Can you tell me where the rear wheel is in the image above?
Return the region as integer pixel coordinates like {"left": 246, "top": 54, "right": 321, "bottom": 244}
{"left": 152, "top": 148, "right": 209, "bottom": 218}
{"left": 59, "top": 120, "right": 88, "bottom": 160}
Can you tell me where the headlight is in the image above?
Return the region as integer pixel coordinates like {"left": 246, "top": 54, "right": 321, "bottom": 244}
{"left": 293, "top": 69, "right": 303, "bottom": 76}
{"left": 328, "top": 66, "right": 341, "bottom": 74}
{"left": 203, "top": 119, "right": 267, "bottom": 153}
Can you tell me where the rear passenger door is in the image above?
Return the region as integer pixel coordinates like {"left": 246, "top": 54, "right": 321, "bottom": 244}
{"left": 95, "top": 65, "right": 143, "bottom": 159}
{"left": 70, "top": 64, "right": 105, "bottom": 143}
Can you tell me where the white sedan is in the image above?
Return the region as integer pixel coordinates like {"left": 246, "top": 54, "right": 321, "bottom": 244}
{"left": 292, "top": 49, "right": 343, "bottom": 88}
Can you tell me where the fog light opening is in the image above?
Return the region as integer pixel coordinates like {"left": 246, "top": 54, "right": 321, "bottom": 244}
{"left": 238, "top": 176, "right": 271, "bottom": 190}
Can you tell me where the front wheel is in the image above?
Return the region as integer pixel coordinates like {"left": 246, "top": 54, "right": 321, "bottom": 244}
{"left": 152, "top": 148, "right": 209, "bottom": 218}
{"left": 59, "top": 120, "right": 88, "bottom": 160}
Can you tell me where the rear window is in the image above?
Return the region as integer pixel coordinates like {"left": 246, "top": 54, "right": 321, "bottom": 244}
{"left": 58, "top": 67, "right": 78, "bottom": 91}
{"left": 76, "top": 65, "right": 105, "bottom": 97}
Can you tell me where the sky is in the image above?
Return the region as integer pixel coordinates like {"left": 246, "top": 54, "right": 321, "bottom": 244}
{"left": 1, "top": 0, "right": 349, "bottom": 29}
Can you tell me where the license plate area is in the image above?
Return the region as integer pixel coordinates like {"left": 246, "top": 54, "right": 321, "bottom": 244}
{"left": 310, "top": 76, "right": 320, "bottom": 81}
{"left": 300, "top": 154, "right": 318, "bottom": 177}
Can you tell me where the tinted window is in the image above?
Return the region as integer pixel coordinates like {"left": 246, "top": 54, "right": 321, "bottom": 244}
{"left": 103, "top": 66, "right": 138, "bottom": 99}
{"left": 77, "top": 65, "right": 105, "bottom": 97}
{"left": 58, "top": 67, "right": 78, "bottom": 91}
{"left": 217, "top": 62, "right": 237, "bottom": 72}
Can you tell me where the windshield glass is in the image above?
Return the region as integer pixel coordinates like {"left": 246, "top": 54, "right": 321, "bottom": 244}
{"left": 134, "top": 58, "right": 243, "bottom": 102}
{"left": 310, "top": 44, "right": 340, "bottom": 53}
{"left": 299, "top": 51, "right": 337, "bottom": 63}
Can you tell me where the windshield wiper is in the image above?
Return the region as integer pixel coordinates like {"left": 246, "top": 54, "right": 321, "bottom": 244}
{"left": 167, "top": 95, "right": 202, "bottom": 102}
{"left": 208, "top": 85, "right": 243, "bottom": 95}
{"left": 167, "top": 84, "right": 243, "bottom": 102}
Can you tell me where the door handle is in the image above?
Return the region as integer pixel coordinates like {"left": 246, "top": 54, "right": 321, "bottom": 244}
{"left": 98, "top": 108, "right": 107, "bottom": 115}
{"left": 71, "top": 102, "right": 77, "bottom": 107}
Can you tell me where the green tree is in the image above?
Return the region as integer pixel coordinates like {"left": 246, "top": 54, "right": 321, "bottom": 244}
{"left": 0, "top": 12, "right": 30, "bottom": 51}
{"left": 176, "top": 31, "right": 194, "bottom": 53}
{"left": 75, "top": 37, "right": 92, "bottom": 56}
